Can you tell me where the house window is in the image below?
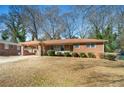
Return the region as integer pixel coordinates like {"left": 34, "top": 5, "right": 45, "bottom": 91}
{"left": 86, "top": 43, "right": 96, "bottom": 48}
{"left": 74, "top": 44, "right": 80, "bottom": 48}
{"left": 4, "top": 44, "right": 9, "bottom": 49}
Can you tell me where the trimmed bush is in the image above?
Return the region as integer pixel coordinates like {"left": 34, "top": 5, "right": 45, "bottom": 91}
{"left": 56, "top": 52, "right": 63, "bottom": 56}
{"left": 71, "top": 52, "right": 79, "bottom": 57}
{"left": 87, "top": 52, "right": 96, "bottom": 58}
{"left": 80, "top": 52, "right": 87, "bottom": 58}
{"left": 47, "top": 50, "right": 55, "bottom": 56}
{"left": 64, "top": 52, "right": 71, "bottom": 57}
{"left": 104, "top": 54, "right": 116, "bottom": 61}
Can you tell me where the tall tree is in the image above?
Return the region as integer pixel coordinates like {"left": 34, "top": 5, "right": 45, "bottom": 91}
{"left": 115, "top": 6, "right": 124, "bottom": 49}
{"left": 73, "top": 6, "right": 93, "bottom": 38}
{"left": 62, "top": 12, "right": 78, "bottom": 39}
{"left": 41, "top": 6, "right": 64, "bottom": 40}
{"left": 22, "top": 6, "right": 43, "bottom": 40}
{"left": 87, "top": 6, "right": 118, "bottom": 52}
{"left": 0, "top": 6, "right": 26, "bottom": 42}
{"left": 1, "top": 30, "right": 9, "bottom": 40}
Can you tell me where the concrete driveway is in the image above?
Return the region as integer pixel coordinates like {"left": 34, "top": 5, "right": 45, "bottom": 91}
{"left": 0, "top": 56, "right": 38, "bottom": 64}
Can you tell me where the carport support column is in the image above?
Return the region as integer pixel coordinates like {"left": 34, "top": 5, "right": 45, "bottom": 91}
{"left": 21, "top": 46, "right": 24, "bottom": 56}
{"left": 37, "top": 45, "right": 41, "bottom": 56}
{"left": 43, "top": 45, "right": 45, "bottom": 55}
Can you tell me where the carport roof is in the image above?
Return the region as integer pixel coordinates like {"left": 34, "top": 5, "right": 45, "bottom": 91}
{"left": 20, "top": 40, "right": 41, "bottom": 46}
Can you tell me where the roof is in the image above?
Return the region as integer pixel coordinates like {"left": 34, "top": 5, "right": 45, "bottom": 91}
{"left": 20, "top": 39, "right": 108, "bottom": 46}
{"left": 0, "top": 40, "right": 19, "bottom": 46}
{"left": 20, "top": 40, "right": 41, "bottom": 46}
{"left": 43, "top": 39, "right": 108, "bottom": 45}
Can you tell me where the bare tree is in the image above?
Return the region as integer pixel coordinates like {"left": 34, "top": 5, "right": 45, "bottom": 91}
{"left": 22, "top": 6, "right": 43, "bottom": 40}
{"left": 87, "top": 6, "right": 115, "bottom": 38}
{"left": 41, "top": 6, "right": 64, "bottom": 40}
{"left": 62, "top": 12, "right": 78, "bottom": 39}
{"left": 86, "top": 6, "right": 119, "bottom": 52}
{"left": 115, "top": 6, "right": 124, "bottom": 49}
{"left": 73, "top": 5, "right": 93, "bottom": 38}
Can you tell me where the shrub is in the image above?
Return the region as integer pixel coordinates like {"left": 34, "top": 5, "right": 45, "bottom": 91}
{"left": 80, "top": 52, "right": 87, "bottom": 58}
{"left": 47, "top": 50, "right": 55, "bottom": 56}
{"left": 87, "top": 52, "right": 96, "bottom": 58}
{"left": 120, "top": 50, "right": 124, "bottom": 56}
{"left": 56, "top": 52, "right": 63, "bottom": 56}
{"left": 118, "top": 56, "right": 124, "bottom": 60}
{"left": 71, "top": 52, "right": 79, "bottom": 57}
{"left": 99, "top": 53, "right": 105, "bottom": 59}
{"left": 104, "top": 54, "right": 116, "bottom": 61}
{"left": 64, "top": 52, "right": 71, "bottom": 57}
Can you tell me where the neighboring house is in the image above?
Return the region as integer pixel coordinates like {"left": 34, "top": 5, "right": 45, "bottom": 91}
{"left": 20, "top": 39, "right": 107, "bottom": 57}
{"left": 0, "top": 40, "right": 20, "bottom": 56}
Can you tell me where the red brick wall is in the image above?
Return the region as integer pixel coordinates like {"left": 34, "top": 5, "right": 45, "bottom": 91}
{"left": 73, "top": 43, "right": 104, "bottom": 53}
{"left": 0, "top": 43, "right": 19, "bottom": 56}
{"left": 73, "top": 43, "right": 104, "bottom": 58}
{"left": 64, "top": 45, "right": 73, "bottom": 51}
{"left": 43, "top": 43, "right": 104, "bottom": 58}
{"left": 0, "top": 43, "right": 4, "bottom": 49}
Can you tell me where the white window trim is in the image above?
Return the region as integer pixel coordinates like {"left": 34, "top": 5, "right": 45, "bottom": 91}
{"left": 74, "top": 44, "right": 80, "bottom": 48}
{"left": 86, "top": 43, "right": 96, "bottom": 48}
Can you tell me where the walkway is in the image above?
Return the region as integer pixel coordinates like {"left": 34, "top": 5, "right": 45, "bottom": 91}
{"left": 0, "top": 56, "right": 38, "bottom": 64}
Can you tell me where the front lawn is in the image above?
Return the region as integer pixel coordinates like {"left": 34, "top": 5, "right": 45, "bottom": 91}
{"left": 0, "top": 56, "right": 124, "bottom": 87}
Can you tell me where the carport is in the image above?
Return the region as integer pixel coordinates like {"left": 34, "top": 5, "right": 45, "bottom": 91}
{"left": 20, "top": 40, "right": 42, "bottom": 56}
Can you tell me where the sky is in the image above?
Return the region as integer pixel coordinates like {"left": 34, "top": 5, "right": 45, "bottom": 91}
{"left": 0, "top": 5, "right": 72, "bottom": 40}
{"left": 0, "top": 5, "right": 9, "bottom": 14}
{"left": 0, "top": 5, "right": 72, "bottom": 15}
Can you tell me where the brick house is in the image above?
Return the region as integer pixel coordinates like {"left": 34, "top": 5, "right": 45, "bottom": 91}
{"left": 0, "top": 40, "right": 20, "bottom": 56}
{"left": 20, "top": 39, "right": 107, "bottom": 57}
